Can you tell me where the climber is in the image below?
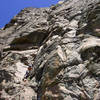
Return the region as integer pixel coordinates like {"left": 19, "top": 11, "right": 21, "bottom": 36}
{"left": 23, "top": 64, "right": 32, "bottom": 82}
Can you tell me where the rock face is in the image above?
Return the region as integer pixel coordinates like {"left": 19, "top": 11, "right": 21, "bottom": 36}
{"left": 0, "top": 0, "right": 100, "bottom": 99}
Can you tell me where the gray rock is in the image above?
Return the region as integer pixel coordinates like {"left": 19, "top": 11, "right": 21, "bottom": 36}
{"left": 0, "top": 0, "right": 100, "bottom": 100}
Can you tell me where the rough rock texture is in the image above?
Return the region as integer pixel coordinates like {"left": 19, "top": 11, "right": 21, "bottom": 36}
{"left": 0, "top": 0, "right": 100, "bottom": 100}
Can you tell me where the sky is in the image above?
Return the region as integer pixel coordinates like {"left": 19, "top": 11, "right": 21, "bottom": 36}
{"left": 0, "top": 0, "right": 60, "bottom": 28}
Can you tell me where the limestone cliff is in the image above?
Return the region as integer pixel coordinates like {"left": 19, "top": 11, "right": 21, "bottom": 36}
{"left": 0, "top": 0, "right": 100, "bottom": 100}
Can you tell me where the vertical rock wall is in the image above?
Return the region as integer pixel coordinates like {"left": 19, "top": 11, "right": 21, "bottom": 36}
{"left": 0, "top": 0, "right": 100, "bottom": 100}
